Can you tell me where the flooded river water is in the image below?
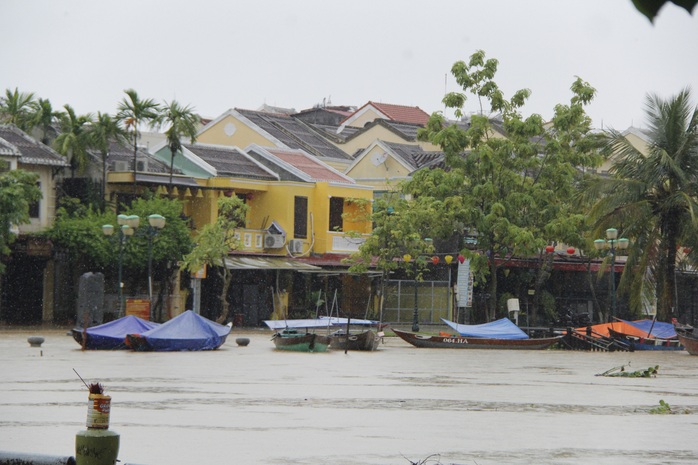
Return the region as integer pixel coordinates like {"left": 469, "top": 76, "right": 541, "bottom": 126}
{"left": 1, "top": 327, "right": 697, "bottom": 465}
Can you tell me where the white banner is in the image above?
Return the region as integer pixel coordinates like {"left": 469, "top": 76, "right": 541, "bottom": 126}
{"left": 457, "top": 259, "right": 473, "bottom": 307}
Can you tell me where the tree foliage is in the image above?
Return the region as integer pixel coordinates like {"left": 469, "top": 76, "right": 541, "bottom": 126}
{"left": 180, "top": 196, "right": 249, "bottom": 323}
{"left": 412, "top": 50, "right": 604, "bottom": 323}
{"left": 0, "top": 169, "right": 42, "bottom": 274}
{"left": 160, "top": 100, "right": 200, "bottom": 187}
{"left": 587, "top": 88, "right": 698, "bottom": 321}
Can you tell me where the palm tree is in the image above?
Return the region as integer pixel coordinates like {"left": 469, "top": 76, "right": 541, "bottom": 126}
{"left": 53, "top": 105, "right": 95, "bottom": 177}
{"left": 160, "top": 100, "right": 200, "bottom": 187}
{"left": 115, "top": 89, "right": 160, "bottom": 193}
{"left": 0, "top": 88, "right": 36, "bottom": 130}
{"left": 589, "top": 88, "right": 698, "bottom": 321}
{"left": 27, "top": 98, "right": 60, "bottom": 145}
{"left": 87, "top": 112, "right": 128, "bottom": 208}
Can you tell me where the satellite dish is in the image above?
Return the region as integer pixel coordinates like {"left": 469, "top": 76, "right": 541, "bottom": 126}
{"left": 371, "top": 152, "right": 388, "bottom": 166}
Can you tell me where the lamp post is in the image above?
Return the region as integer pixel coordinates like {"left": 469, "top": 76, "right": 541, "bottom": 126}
{"left": 594, "top": 228, "right": 629, "bottom": 321}
{"left": 145, "top": 214, "right": 166, "bottom": 318}
{"left": 102, "top": 213, "right": 166, "bottom": 319}
{"left": 102, "top": 214, "right": 137, "bottom": 316}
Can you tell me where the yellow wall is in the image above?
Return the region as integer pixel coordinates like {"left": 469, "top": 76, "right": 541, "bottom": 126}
{"left": 345, "top": 146, "right": 413, "bottom": 192}
{"left": 337, "top": 126, "right": 440, "bottom": 156}
{"left": 197, "top": 113, "right": 277, "bottom": 148}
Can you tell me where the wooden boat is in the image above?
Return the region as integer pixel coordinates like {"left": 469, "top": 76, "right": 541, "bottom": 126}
{"left": 607, "top": 328, "right": 683, "bottom": 351}
{"left": 271, "top": 328, "right": 331, "bottom": 352}
{"left": 677, "top": 331, "right": 698, "bottom": 355}
{"left": 329, "top": 329, "right": 381, "bottom": 351}
{"left": 72, "top": 315, "right": 159, "bottom": 350}
{"left": 126, "top": 310, "right": 231, "bottom": 351}
{"left": 393, "top": 328, "right": 561, "bottom": 350}
{"left": 264, "top": 319, "right": 333, "bottom": 352}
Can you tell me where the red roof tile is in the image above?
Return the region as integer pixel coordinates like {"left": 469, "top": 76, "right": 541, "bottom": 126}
{"left": 367, "top": 102, "right": 431, "bottom": 126}
{"left": 267, "top": 148, "right": 354, "bottom": 184}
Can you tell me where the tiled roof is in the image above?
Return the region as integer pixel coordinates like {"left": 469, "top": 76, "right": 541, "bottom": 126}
{"left": 0, "top": 125, "right": 70, "bottom": 167}
{"left": 237, "top": 109, "right": 353, "bottom": 161}
{"left": 97, "top": 140, "right": 173, "bottom": 173}
{"left": 183, "top": 143, "right": 277, "bottom": 180}
{"left": 262, "top": 147, "right": 354, "bottom": 184}
{"left": 369, "top": 102, "right": 431, "bottom": 126}
{"left": 383, "top": 141, "right": 444, "bottom": 170}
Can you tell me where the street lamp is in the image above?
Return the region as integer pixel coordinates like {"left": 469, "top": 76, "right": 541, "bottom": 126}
{"left": 102, "top": 214, "right": 137, "bottom": 316}
{"left": 403, "top": 253, "right": 420, "bottom": 332}
{"left": 594, "top": 228, "right": 629, "bottom": 321}
{"left": 145, "top": 214, "right": 166, "bottom": 316}
{"left": 102, "top": 213, "right": 166, "bottom": 319}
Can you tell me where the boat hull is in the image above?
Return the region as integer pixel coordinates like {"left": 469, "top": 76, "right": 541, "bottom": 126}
{"left": 608, "top": 328, "right": 683, "bottom": 351}
{"left": 272, "top": 330, "right": 331, "bottom": 352}
{"left": 329, "top": 330, "right": 380, "bottom": 351}
{"left": 677, "top": 332, "right": 698, "bottom": 355}
{"left": 393, "top": 329, "right": 561, "bottom": 350}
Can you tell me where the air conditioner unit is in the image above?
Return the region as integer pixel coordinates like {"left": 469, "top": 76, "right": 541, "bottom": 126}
{"left": 264, "top": 233, "right": 285, "bottom": 249}
{"left": 289, "top": 239, "right": 304, "bottom": 254}
{"left": 112, "top": 161, "right": 129, "bottom": 172}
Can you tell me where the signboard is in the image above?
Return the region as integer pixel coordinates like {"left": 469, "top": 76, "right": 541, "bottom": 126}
{"left": 191, "top": 265, "right": 207, "bottom": 279}
{"left": 456, "top": 259, "right": 473, "bottom": 308}
{"left": 126, "top": 299, "right": 150, "bottom": 320}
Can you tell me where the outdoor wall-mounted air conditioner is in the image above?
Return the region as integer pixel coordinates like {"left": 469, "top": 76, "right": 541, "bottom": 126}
{"left": 288, "top": 239, "right": 304, "bottom": 254}
{"left": 264, "top": 233, "right": 285, "bottom": 249}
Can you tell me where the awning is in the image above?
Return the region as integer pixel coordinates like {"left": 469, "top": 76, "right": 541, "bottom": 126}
{"left": 135, "top": 173, "right": 201, "bottom": 187}
{"left": 224, "top": 256, "right": 322, "bottom": 271}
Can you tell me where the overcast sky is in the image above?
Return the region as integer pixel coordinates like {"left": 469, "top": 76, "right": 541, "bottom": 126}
{"left": 1, "top": 0, "right": 696, "bottom": 131}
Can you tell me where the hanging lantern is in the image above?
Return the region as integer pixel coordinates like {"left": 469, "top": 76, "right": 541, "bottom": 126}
{"left": 545, "top": 245, "right": 554, "bottom": 253}
{"left": 457, "top": 254, "right": 466, "bottom": 264}
{"left": 431, "top": 256, "right": 439, "bottom": 265}
{"left": 444, "top": 255, "right": 453, "bottom": 264}
{"left": 567, "top": 247, "right": 575, "bottom": 255}
{"left": 403, "top": 254, "right": 412, "bottom": 263}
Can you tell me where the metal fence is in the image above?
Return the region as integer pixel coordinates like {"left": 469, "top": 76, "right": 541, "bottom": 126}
{"left": 382, "top": 279, "right": 451, "bottom": 325}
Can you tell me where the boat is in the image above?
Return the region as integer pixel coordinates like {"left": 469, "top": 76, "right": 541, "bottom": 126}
{"left": 320, "top": 317, "right": 383, "bottom": 352}
{"left": 393, "top": 318, "right": 561, "bottom": 350}
{"left": 126, "top": 310, "right": 231, "bottom": 351}
{"left": 264, "top": 319, "right": 333, "bottom": 352}
{"left": 393, "top": 329, "right": 561, "bottom": 350}
{"left": 677, "top": 331, "right": 698, "bottom": 355}
{"left": 607, "top": 328, "right": 683, "bottom": 351}
{"left": 591, "top": 319, "right": 682, "bottom": 351}
{"left": 71, "top": 315, "right": 160, "bottom": 350}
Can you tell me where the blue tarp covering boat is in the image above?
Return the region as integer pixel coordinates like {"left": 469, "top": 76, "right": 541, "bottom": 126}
{"left": 72, "top": 315, "right": 160, "bottom": 350}
{"left": 127, "top": 310, "right": 231, "bottom": 351}
{"left": 441, "top": 317, "right": 529, "bottom": 340}
{"left": 621, "top": 319, "right": 677, "bottom": 339}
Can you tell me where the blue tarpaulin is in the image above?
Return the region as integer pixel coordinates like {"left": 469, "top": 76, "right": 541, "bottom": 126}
{"left": 621, "top": 319, "right": 677, "bottom": 339}
{"left": 441, "top": 317, "right": 529, "bottom": 340}
{"left": 137, "top": 310, "right": 231, "bottom": 351}
{"left": 76, "top": 315, "right": 160, "bottom": 350}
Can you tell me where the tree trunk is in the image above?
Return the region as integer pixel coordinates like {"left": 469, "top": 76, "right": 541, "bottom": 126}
{"left": 217, "top": 267, "right": 232, "bottom": 323}
{"left": 487, "top": 257, "right": 497, "bottom": 321}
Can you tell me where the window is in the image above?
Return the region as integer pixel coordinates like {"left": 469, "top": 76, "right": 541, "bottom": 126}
{"left": 329, "top": 196, "right": 344, "bottom": 232}
{"left": 294, "top": 196, "right": 308, "bottom": 238}
{"left": 28, "top": 182, "right": 41, "bottom": 219}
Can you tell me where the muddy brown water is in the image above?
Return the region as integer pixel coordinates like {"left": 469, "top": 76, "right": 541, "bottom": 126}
{"left": 1, "top": 328, "right": 697, "bottom": 465}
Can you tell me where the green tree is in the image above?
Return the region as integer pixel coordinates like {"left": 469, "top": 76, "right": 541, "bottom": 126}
{"left": 632, "top": 0, "right": 697, "bottom": 21}
{"left": 0, "top": 88, "right": 36, "bottom": 130}
{"left": 413, "top": 50, "right": 603, "bottom": 323}
{"left": 180, "top": 196, "right": 248, "bottom": 323}
{"left": 53, "top": 105, "right": 94, "bottom": 176}
{"left": 347, "top": 194, "right": 436, "bottom": 323}
{"left": 87, "top": 112, "right": 128, "bottom": 209}
{"left": 0, "top": 170, "right": 42, "bottom": 274}
{"left": 160, "top": 100, "right": 200, "bottom": 187}
{"left": 116, "top": 89, "right": 160, "bottom": 193}
{"left": 27, "top": 98, "right": 60, "bottom": 145}
{"left": 588, "top": 88, "right": 698, "bottom": 321}
{"left": 47, "top": 195, "right": 193, "bottom": 315}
